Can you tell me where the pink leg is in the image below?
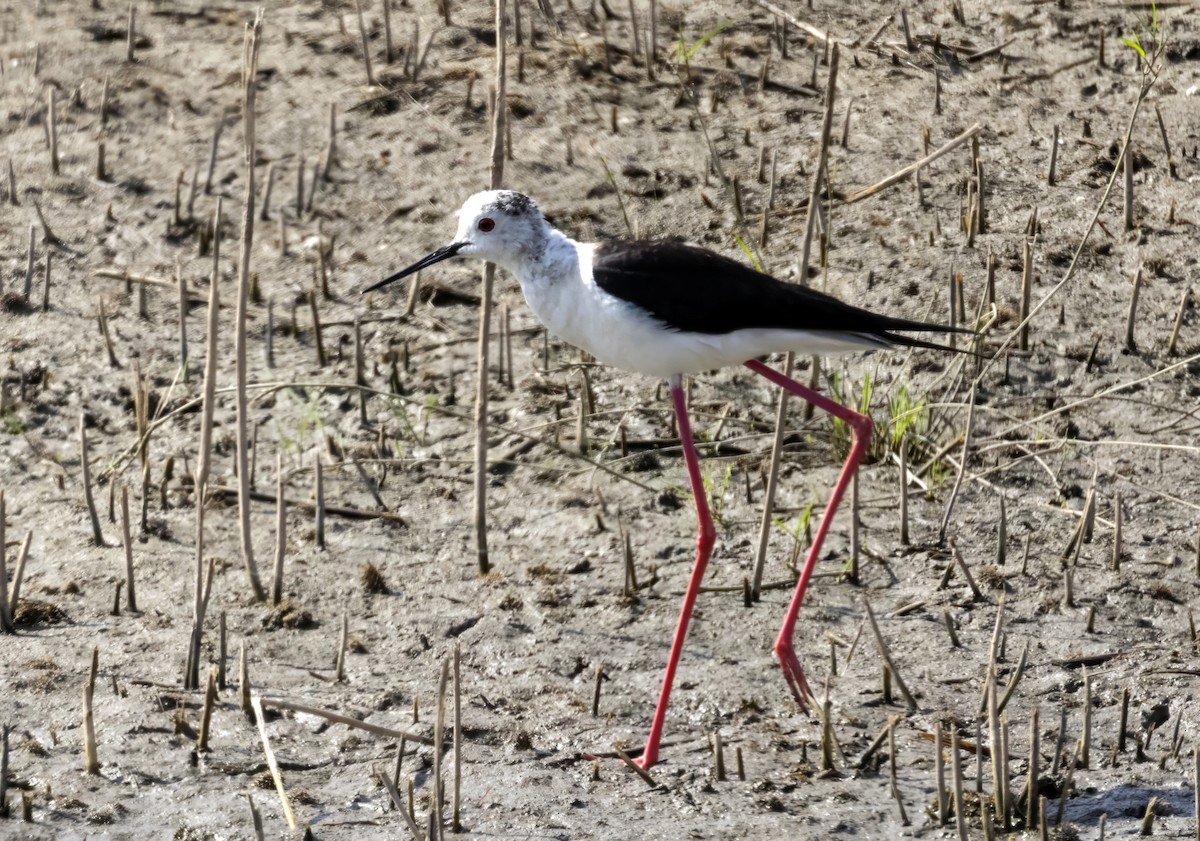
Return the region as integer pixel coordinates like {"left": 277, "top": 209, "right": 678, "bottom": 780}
{"left": 637, "top": 375, "right": 715, "bottom": 770}
{"left": 744, "top": 358, "right": 872, "bottom": 710}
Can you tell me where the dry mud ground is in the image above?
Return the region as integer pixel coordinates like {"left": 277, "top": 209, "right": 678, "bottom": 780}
{"left": 3, "top": 0, "right": 1200, "bottom": 838}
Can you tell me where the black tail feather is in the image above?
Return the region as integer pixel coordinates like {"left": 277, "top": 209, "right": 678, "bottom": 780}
{"left": 878, "top": 327, "right": 984, "bottom": 357}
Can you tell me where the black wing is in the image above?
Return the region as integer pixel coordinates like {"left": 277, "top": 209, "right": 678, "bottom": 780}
{"left": 591, "top": 240, "right": 969, "bottom": 349}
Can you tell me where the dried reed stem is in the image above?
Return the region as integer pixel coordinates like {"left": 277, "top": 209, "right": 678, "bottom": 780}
{"left": 0, "top": 492, "right": 11, "bottom": 633}
{"left": 196, "top": 198, "right": 222, "bottom": 493}
{"left": 82, "top": 647, "right": 100, "bottom": 773}
{"left": 997, "top": 641, "right": 1029, "bottom": 715}
{"left": 1125, "top": 265, "right": 1142, "bottom": 352}
{"left": 47, "top": 88, "right": 58, "bottom": 175}
{"left": 264, "top": 297, "right": 274, "bottom": 368}
{"left": 355, "top": 316, "right": 368, "bottom": 423}
{"left": 472, "top": 0, "right": 507, "bottom": 575}
{"left": 1192, "top": 750, "right": 1198, "bottom": 841}
{"left": 1168, "top": 287, "right": 1191, "bottom": 355}
{"left": 432, "top": 658, "right": 450, "bottom": 834}
{"left": 205, "top": 117, "right": 223, "bottom": 195}
{"left": 247, "top": 794, "right": 264, "bottom": 840}
{"left": 382, "top": 0, "right": 394, "bottom": 64}
{"left": 250, "top": 696, "right": 297, "bottom": 829}
{"left": 950, "top": 725, "right": 967, "bottom": 840}
{"left": 1079, "top": 667, "right": 1092, "bottom": 768}
{"left": 21, "top": 224, "right": 35, "bottom": 301}
{"left": 985, "top": 673, "right": 1006, "bottom": 825}
{"left": 308, "top": 290, "right": 327, "bottom": 366}
{"left": 7, "top": 532, "right": 31, "bottom": 618}
{"left": 79, "top": 416, "right": 105, "bottom": 546}
{"left": 334, "top": 611, "right": 348, "bottom": 682}
{"left": 120, "top": 485, "right": 137, "bottom": 611}
{"left": 238, "top": 641, "right": 253, "bottom": 720}
{"left": 714, "top": 730, "right": 727, "bottom": 780}
{"left": 218, "top": 611, "right": 227, "bottom": 690}
{"left": 0, "top": 724, "right": 8, "bottom": 817}
{"left": 847, "top": 473, "right": 859, "bottom": 583}
{"left": 887, "top": 717, "right": 909, "bottom": 824}
{"left": 314, "top": 456, "right": 325, "bottom": 548}
{"left": 863, "top": 598, "right": 917, "bottom": 710}
{"left": 452, "top": 643, "right": 462, "bottom": 832}
{"left": 1026, "top": 706, "right": 1040, "bottom": 828}
{"left": 294, "top": 153, "right": 304, "bottom": 217}
{"left": 1018, "top": 238, "right": 1034, "bottom": 351}
{"left": 233, "top": 15, "right": 267, "bottom": 602}
{"left": 942, "top": 610, "right": 961, "bottom": 648}
{"left": 1047, "top": 125, "right": 1059, "bottom": 185}
{"left": 379, "top": 765, "right": 425, "bottom": 841}
{"left": 176, "top": 264, "right": 189, "bottom": 379}
{"left": 93, "top": 285, "right": 122, "bottom": 341}
{"left": 935, "top": 721, "right": 947, "bottom": 825}
{"left": 353, "top": 0, "right": 376, "bottom": 85}
{"left": 186, "top": 499, "right": 210, "bottom": 690}
{"left": 1123, "top": 137, "right": 1135, "bottom": 231}
{"left": 259, "top": 161, "right": 274, "bottom": 221}
{"left": 272, "top": 454, "right": 285, "bottom": 605}
{"left": 938, "top": 383, "right": 977, "bottom": 544}
{"left": 198, "top": 667, "right": 217, "bottom": 751}
{"left": 186, "top": 162, "right": 199, "bottom": 220}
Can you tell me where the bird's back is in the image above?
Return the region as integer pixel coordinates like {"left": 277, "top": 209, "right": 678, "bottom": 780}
{"left": 514, "top": 237, "right": 969, "bottom": 379}
{"left": 591, "top": 240, "right": 946, "bottom": 339}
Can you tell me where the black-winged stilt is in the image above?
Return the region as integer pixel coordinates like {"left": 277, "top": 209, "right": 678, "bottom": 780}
{"left": 365, "top": 190, "right": 969, "bottom": 769}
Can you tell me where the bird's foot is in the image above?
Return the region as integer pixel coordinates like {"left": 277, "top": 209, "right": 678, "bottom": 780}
{"left": 775, "top": 643, "right": 815, "bottom": 712}
{"left": 634, "top": 750, "right": 657, "bottom": 771}
{"left": 579, "top": 744, "right": 659, "bottom": 775}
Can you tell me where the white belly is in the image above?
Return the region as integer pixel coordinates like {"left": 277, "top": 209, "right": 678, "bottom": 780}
{"left": 527, "top": 276, "right": 878, "bottom": 378}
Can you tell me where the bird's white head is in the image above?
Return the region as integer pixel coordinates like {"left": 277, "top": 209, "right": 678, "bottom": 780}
{"left": 364, "top": 190, "right": 548, "bottom": 295}
{"left": 452, "top": 190, "right": 548, "bottom": 267}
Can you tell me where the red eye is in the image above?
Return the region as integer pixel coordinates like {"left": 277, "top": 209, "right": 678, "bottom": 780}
{"left": 478, "top": 217, "right": 495, "bottom": 233}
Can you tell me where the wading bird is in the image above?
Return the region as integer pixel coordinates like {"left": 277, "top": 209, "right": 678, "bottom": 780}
{"left": 365, "top": 190, "right": 968, "bottom": 768}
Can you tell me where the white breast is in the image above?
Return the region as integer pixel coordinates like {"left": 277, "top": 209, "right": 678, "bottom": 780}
{"left": 516, "top": 240, "right": 681, "bottom": 376}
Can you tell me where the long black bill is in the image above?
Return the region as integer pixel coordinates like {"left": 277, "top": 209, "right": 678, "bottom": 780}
{"left": 361, "top": 241, "right": 465, "bottom": 294}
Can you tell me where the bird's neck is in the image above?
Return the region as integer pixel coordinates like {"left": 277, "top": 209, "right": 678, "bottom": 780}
{"left": 505, "top": 227, "right": 586, "bottom": 341}
{"left": 510, "top": 226, "right": 580, "bottom": 289}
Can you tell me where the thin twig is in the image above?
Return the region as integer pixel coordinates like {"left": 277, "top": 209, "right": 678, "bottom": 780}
{"left": 843, "top": 123, "right": 984, "bottom": 205}
{"left": 939, "top": 382, "right": 978, "bottom": 544}
{"left": 379, "top": 766, "right": 426, "bottom": 841}
{"left": 863, "top": 598, "right": 918, "bottom": 711}
{"left": 748, "top": 0, "right": 832, "bottom": 45}
{"left": 259, "top": 696, "right": 434, "bottom": 744}
{"left": 250, "top": 696, "right": 298, "bottom": 830}
{"left": 208, "top": 485, "right": 407, "bottom": 524}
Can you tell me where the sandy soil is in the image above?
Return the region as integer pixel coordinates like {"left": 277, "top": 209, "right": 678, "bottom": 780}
{"left": 2, "top": 1, "right": 1200, "bottom": 838}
